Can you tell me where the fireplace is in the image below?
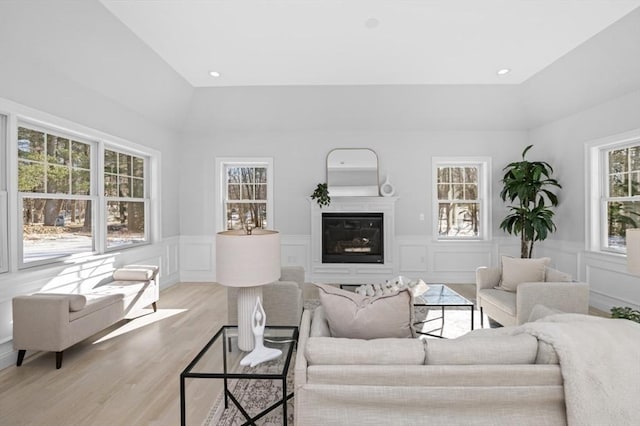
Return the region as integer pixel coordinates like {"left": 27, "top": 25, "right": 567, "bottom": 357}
{"left": 322, "top": 212, "right": 384, "bottom": 264}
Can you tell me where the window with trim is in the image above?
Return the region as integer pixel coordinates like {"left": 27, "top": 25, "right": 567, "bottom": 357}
{"left": 598, "top": 142, "right": 640, "bottom": 252}
{"left": 17, "top": 123, "right": 151, "bottom": 267}
{"left": 217, "top": 158, "right": 273, "bottom": 232}
{"left": 433, "top": 157, "right": 490, "bottom": 240}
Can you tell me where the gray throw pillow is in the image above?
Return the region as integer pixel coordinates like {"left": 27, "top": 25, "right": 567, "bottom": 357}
{"left": 498, "top": 256, "right": 551, "bottom": 292}
{"left": 314, "top": 282, "right": 414, "bottom": 339}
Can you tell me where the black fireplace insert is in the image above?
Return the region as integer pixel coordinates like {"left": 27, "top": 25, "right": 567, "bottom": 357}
{"left": 322, "top": 212, "right": 383, "bottom": 264}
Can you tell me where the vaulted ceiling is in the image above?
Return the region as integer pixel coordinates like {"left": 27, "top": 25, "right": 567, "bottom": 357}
{"left": 100, "top": 0, "right": 640, "bottom": 87}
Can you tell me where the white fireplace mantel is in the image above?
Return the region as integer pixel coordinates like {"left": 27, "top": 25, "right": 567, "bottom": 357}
{"left": 309, "top": 196, "right": 397, "bottom": 283}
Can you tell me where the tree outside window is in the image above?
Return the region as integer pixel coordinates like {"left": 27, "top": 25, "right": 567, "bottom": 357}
{"left": 436, "top": 165, "right": 481, "bottom": 238}
{"left": 605, "top": 146, "right": 640, "bottom": 251}
{"left": 225, "top": 166, "right": 268, "bottom": 230}
{"left": 18, "top": 126, "right": 93, "bottom": 263}
{"left": 104, "top": 149, "right": 147, "bottom": 248}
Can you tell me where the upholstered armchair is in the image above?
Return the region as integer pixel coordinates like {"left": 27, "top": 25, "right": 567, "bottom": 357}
{"left": 227, "top": 266, "right": 305, "bottom": 326}
{"left": 476, "top": 258, "right": 590, "bottom": 327}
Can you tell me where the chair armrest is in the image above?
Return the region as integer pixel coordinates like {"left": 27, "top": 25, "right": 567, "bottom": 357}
{"left": 295, "top": 309, "right": 312, "bottom": 389}
{"left": 227, "top": 281, "right": 303, "bottom": 326}
{"left": 262, "top": 281, "right": 303, "bottom": 326}
{"left": 516, "top": 282, "right": 590, "bottom": 325}
{"left": 476, "top": 266, "right": 501, "bottom": 300}
{"left": 280, "top": 266, "right": 304, "bottom": 287}
{"left": 12, "top": 295, "right": 70, "bottom": 351}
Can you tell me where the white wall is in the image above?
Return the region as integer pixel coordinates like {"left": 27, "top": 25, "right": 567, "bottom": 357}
{"left": 179, "top": 86, "right": 528, "bottom": 281}
{"left": 530, "top": 88, "right": 640, "bottom": 312}
{"left": 0, "top": 2, "right": 189, "bottom": 369}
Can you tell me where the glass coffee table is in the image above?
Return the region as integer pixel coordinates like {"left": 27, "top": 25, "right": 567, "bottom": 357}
{"left": 413, "top": 284, "right": 474, "bottom": 338}
{"left": 180, "top": 325, "right": 298, "bottom": 426}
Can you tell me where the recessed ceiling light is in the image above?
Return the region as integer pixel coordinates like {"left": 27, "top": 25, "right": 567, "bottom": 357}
{"left": 497, "top": 68, "right": 511, "bottom": 75}
{"left": 209, "top": 71, "right": 221, "bottom": 77}
{"left": 365, "top": 18, "right": 380, "bottom": 29}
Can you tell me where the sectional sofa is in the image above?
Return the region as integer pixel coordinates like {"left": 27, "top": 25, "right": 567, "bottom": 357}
{"left": 294, "top": 307, "right": 640, "bottom": 425}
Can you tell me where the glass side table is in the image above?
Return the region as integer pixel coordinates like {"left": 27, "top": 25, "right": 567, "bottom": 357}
{"left": 180, "top": 325, "right": 298, "bottom": 426}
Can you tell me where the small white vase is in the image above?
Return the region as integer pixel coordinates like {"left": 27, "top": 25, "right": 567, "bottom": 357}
{"left": 380, "top": 176, "right": 395, "bottom": 197}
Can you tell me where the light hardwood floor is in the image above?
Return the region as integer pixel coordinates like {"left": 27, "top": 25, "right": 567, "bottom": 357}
{"left": 0, "top": 283, "right": 229, "bottom": 426}
{"left": 0, "top": 282, "right": 609, "bottom": 426}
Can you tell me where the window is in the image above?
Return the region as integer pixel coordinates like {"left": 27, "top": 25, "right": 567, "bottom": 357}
{"left": 588, "top": 131, "right": 640, "bottom": 253}
{"left": 104, "top": 149, "right": 147, "bottom": 248}
{"left": 432, "top": 157, "right": 490, "bottom": 240}
{"left": 216, "top": 158, "right": 273, "bottom": 232}
{"left": 18, "top": 126, "right": 94, "bottom": 264}
{"left": 15, "top": 121, "right": 153, "bottom": 267}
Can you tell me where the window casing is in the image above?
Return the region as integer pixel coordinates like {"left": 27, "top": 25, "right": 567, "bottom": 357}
{"left": 216, "top": 158, "right": 273, "bottom": 232}
{"left": 587, "top": 130, "right": 640, "bottom": 253}
{"left": 432, "top": 157, "right": 491, "bottom": 240}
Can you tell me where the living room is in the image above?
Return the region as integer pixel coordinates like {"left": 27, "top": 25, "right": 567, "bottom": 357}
{"left": 1, "top": 1, "right": 640, "bottom": 424}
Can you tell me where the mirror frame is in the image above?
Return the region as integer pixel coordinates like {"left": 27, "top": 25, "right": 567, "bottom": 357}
{"left": 326, "top": 148, "right": 379, "bottom": 197}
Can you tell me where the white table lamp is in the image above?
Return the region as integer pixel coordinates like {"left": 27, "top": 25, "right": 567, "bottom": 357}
{"left": 216, "top": 229, "right": 281, "bottom": 357}
{"left": 626, "top": 228, "right": 640, "bottom": 274}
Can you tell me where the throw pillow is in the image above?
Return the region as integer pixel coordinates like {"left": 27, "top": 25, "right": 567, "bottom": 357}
{"left": 498, "top": 256, "right": 551, "bottom": 292}
{"left": 314, "top": 282, "right": 414, "bottom": 339}
{"left": 544, "top": 267, "right": 572, "bottom": 282}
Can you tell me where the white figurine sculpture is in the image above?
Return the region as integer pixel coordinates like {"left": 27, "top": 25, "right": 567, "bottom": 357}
{"left": 240, "top": 297, "right": 282, "bottom": 368}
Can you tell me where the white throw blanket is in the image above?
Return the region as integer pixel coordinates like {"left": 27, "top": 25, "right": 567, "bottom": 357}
{"left": 517, "top": 314, "right": 640, "bottom": 426}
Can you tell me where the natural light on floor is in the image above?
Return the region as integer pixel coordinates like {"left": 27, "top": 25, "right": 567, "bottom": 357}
{"left": 92, "top": 308, "right": 187, "bottom": 344}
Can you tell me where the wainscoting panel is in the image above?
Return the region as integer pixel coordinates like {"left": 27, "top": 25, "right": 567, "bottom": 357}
{"left": 399, "top": 244, "right": 428, "bottom": 273}
{"left": 534, "top": 241, "right": 582, "bottom": 280}
{"left": 581, "top": 251, "right": 640, "bottom": 311}
{"left": 179, "top": 236, "right": 215, "bottom": 282}
{"left": 280, "top": 235, "right": 311, "bottom": 274}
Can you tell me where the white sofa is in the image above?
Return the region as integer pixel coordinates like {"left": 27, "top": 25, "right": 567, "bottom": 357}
{"left": 294, "top": 307, "right": 640, "bottom": 426}
{"left": 12, "top": 265, "right": 159, "bottom": 369}
{"left": 294, "top": 308, "right": 566, "bottom": 425}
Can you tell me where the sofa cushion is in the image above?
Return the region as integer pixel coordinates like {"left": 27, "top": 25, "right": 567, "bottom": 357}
{"left": 310, "top": 306, "right": 331, "bottom": 337}
{"left": 69, "top": 293, "right": 123, "bottom": 321}
{"left": 35, "top": 293, "right": 87, "bottom": 312}
{"left": 499, "top": 256, "right": 551, "bottom": 292}
{"left": 305, "top": 336, "right": 425, "bottom": 365}
{"left": 425, "top": 334, "right": 538, "bottom": 365}
{"left": 314, "top": 283, "right": 413, "bottom": 339}
{"left": 478, "top": 288, "right": 517, "bottom": 316}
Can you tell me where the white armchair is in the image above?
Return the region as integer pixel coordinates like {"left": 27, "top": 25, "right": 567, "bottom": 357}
{"left": 476, "top": 265, "right": 590, "bottom": 327}
{"left": 227, "top": 266, "right": 306, "bottom": 326}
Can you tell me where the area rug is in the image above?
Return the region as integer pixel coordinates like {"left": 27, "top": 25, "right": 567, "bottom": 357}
{"left": 201, "top": 355, "right": 294, "bottom": 426}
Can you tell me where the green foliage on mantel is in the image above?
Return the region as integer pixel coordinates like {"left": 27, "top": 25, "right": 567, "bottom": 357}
{"left": 310, "top": 183, "right": 331, "bottom": 207}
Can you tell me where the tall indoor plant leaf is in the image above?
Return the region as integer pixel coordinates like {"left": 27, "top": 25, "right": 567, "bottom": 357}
{"left": 500, "top": 145, "right": 562, "bottom": 258}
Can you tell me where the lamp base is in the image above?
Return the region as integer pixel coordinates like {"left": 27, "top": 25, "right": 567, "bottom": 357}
{"left": 237, "top": 286, "right": 262, "bottom": 351}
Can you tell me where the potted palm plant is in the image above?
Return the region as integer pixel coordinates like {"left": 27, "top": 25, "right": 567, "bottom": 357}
{"left": 500, "top": 145, "right": 562, "bottom": 258}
